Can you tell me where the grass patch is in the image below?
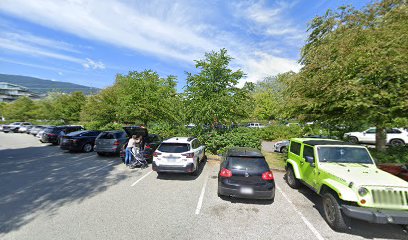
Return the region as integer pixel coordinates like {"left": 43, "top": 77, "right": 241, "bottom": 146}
{"left": 263, "top": 151, "right": 286, "bottom": 171}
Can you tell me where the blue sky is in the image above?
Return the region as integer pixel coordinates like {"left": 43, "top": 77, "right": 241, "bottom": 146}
{"left": 0, "top": 0, "right": 370, "bottom": 92}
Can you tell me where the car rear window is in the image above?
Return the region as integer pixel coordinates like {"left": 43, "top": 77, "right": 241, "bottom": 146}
{"left": 44, "top": 127, "right": 59, "bottom": 133}
{"left": 227, "top": 157, "right": 269, "bottom": 171}
{"left": 158, "top": 143, "right": 190, "bottom": 153}
{"left": 98, "top": 132, "right": 116, "bottom": 139}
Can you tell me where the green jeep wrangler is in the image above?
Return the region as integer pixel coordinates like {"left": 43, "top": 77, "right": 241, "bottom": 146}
{"left": 285, "top": 138, "right": 408, "bottom": 231}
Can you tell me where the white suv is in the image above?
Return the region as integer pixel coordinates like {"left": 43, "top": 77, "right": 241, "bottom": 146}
{"left": 344, "top": 127, "right": 408, "bottom": 146}
{"left": 152, "top": 137, "right": 206, "bottom": 175}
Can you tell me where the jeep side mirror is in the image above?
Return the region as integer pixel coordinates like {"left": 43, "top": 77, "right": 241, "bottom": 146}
{"left": 305, "top": 156, "right": 315, "bottom": 167}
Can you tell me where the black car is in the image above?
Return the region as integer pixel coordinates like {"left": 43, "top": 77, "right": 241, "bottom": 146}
{"left": 41, "top": 126, "right": 84, "bottom": 145}
{"left": 119, "top": 126, "right": 162, "bottom": 162}
{"left": 60, "top": 130, "right": 102, "bottom": 152}
{"left": 218, "top": 147, "right": 275, "bottom": 200}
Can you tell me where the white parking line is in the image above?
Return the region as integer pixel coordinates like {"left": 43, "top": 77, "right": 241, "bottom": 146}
{"left": 276, "top": 185, "right": 325, "bottom": 240}
{"left": 195, "top": 174, "right": 209, "bottom": 215}
{"left": 131, "top": 170, "right": 153, "bottom": 186}
{"left": 79, "top": 155, "right": 96, "bottom": 160}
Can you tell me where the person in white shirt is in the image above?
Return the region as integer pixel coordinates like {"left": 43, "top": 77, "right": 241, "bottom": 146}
{"left": 125, "top": 135, "right": 141, "bottom": 166}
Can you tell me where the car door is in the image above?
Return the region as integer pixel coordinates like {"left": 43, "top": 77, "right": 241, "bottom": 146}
{"left": 300, "top": 145, "right": 318, "bottom": 189}
{"left": 360, "top": 128, "right": 376, "bottom": 143}
{"left": 386, "top": 128, "right": 401, "bottom": 143}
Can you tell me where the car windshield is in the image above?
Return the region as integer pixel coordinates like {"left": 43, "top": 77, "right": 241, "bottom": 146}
{"left": 317, "top": 147, "right": 373, "bottom": 164}
{"left": 158, "top": 143, "right": 190, "bottom": 153}
{"left": 227, "top": 157, "right": 269, "bottom": 171}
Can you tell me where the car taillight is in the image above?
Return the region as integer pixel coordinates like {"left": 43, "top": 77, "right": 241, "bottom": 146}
{"left": 219, "top": 168, "right": 232, "bottom": 178}
{"left": 262, "top": 171, "right": 274, "bottom": 181}
{"left": 182, "top": 152, "right": 194, "bottom": 158}
{"left": 153, "top": 152, "right": 161, "bottom": 157}
{"left": 145, "top": 145, "right": 151, "bottom": 149}
{"left": 113, "top": 141, "right": 120, "bottom": 146}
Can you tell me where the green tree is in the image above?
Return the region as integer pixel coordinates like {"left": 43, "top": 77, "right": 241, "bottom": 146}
{"left": 50, "top": 92, "right": 86, "bottom": 123}
{"left": 80, "top": 86, "right": 119, "bottom": 126}
{"left": 115, "top": 70, "right": 179, "bottom": 126}
{"left": 184, "top": 48, "right": 254, "bottom": 127}
{"left": 252, "top": 72, "right": 294, "bottom": 121}
{"left": 286, "top": 0, "right": 408, "bottom": 151}
{"left": 3, "top": 97, "right": 36, "bottom": 121}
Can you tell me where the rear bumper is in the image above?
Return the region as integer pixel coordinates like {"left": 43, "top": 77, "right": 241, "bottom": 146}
{"left": 152, "top": 162, "right": 194, "bottom": 173}
{"left": 94, "top": 146, "right": 121, "bottom": 153}
{"left": 218, "top": 182, "right": 275, "bottom": 200}
{"left": 342, "top": 205, "right": 408, "bottom": 224}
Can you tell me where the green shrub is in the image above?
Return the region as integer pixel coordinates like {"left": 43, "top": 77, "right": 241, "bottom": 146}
{"left": 370, "top": 146, "right": 408, "bottom": 164}
{"left": 204, "top": 128, "right": 261, "bottom": 154}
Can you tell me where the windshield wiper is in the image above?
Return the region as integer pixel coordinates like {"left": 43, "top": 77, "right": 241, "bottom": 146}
{"left": 357, "top": 163, "right": 369, "bottom": 168}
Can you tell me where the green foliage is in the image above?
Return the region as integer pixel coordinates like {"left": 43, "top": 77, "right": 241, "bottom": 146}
{"left": 2, "top": 96, "right": 36, "bottom": 121}
{"left": 370, "top": 146, "right": 408, "bottom": 164}
{"left": 81, "top": 86, "right": 119, "bottom": 126}
{"left": 284, "top": 0, "right": 408, "bottom": 150}
{"left": 184, "top": 48, "right": 254, "bottom": 126}
{"left": 115, "top": 70, "right": 180, "bottom": 126}
{"left": 204, "top": 128, "right": 262, "bottom": 154}
{"left": 258, "top": 125, "right": 305, "bottom": 141}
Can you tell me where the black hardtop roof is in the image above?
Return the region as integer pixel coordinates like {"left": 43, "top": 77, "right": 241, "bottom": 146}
{"left": 303, "top": 140, "right": 356, "bottom": 146}
{"left": 227, "top": 147, "right": 264, "bottom": 157}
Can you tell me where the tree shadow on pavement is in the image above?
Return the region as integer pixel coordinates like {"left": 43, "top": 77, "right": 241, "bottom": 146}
{"left": 0, "top": 146, "right": 126, "bottom": 235}
{"left": 281, "top": 175, "right": 408, "bottom": 239}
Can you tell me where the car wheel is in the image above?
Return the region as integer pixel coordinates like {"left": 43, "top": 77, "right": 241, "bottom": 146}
{"left": 192, "top": 160, "right": 199, "bottom": 176}
{"left": 322, "top": 193, "right": 349, "bottom": 232}
{"left": 401, "top": 224, "right": 408, "bottom": 232}
{"left": 281, "top": 146, "right": 288, "bottom": 154}
{"left": 348, "top": 136, "right": 359, "bottom": 144}
{"left": 83, "top": 143, "right": 93, "bottom": 153}
{"left": 286, "top": 166, "right": 301, "bottom": 189}
{"left": 390, "top": 139, "right": 405, "bottom": 147}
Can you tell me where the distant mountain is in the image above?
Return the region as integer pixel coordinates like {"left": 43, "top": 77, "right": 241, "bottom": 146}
{"left": 0, "top": 74, "right": 100, "bottom": 95}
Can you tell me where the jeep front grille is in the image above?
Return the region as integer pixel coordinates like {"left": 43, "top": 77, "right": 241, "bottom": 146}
{"left": 371, "top": 189, "right": 408, "bottom": 207}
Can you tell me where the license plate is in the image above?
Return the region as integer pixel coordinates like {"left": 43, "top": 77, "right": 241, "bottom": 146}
{"left": 240, "top": 187, "right": 253, "bottom": 195}
{"left": 167, "top": 158, "right": 177, "bottom": 162}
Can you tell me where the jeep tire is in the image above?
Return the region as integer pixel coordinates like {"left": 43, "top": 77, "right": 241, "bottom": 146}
{"left": 286, "top": 166, "right": 301, "bottom": 189}
{"left": 322, "top": 193, "right": 349, "bottom": 232}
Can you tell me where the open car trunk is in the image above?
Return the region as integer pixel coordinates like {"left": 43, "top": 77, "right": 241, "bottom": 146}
{"left": 123, "top": 126, "right": 148, "bottom": 137}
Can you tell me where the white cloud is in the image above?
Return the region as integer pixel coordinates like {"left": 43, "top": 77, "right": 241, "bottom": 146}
{"left": 0, "top": 31, "right": 105, "bottom": 70}
{"left": 82, "top": 58, "right": 105, "bottom": 70}
{"left": 0, "top": 0, "right": 303, "bottom": 83}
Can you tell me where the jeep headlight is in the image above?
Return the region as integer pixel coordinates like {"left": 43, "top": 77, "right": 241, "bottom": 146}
{"left": 358, "top": 187, "right": 369, "bottom": 196}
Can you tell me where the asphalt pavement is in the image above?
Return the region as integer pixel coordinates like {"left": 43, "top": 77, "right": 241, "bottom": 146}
{"left": 0, "top": 132, "right": 406, "bottom": 240}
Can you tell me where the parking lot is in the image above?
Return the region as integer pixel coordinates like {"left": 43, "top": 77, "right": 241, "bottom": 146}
{"left": 0, "top": 133, "right": 406, "bottom": 240}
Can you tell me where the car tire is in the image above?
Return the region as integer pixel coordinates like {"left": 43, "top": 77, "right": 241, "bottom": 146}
{"left": 322, "top": 193, "right": 349, "bottom": 232}
{"left": 281, "top": 146, "right": 288, "bottom": 154}
{"left": 390, "top": 139, "right": 405, "bottom": 147}
{"left": 286, "top": 166, "right": 301, "bottom": 189}
{"left": 401, "top": 224, "right": 408, "bottom": 232}
{"left": 83, "top": 143, "right": 93, "bottom": 153}
{"left": 192, "top": 160, "right": 200, "bottom": 176}
{"left": 348, "top": 136, "right": 359, "bottom": 144}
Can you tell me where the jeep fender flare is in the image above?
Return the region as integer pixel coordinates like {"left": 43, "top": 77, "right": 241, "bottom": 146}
{"left": 319, "top": 179, "right": 358, "bottom": 202}
{"left": 286, "top": 159, "right": 301, "bottom": 179}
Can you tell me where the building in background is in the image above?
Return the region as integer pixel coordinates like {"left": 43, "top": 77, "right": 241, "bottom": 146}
{"left": 0, "top": 82, "right": 42, "bottom": 102}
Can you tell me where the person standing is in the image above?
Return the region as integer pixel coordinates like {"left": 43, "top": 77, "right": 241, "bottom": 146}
{"left": 125, "top": 135, "right": 138, "bottom": 166}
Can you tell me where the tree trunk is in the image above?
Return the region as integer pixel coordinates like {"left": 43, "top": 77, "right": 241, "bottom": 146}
{"left": 375, "top": 126, "right": 386, "bottom": 152}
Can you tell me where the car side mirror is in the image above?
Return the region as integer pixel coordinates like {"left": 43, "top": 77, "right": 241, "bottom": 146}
{"left": 305, "top": 156, "right": 315, "bottom": 167}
